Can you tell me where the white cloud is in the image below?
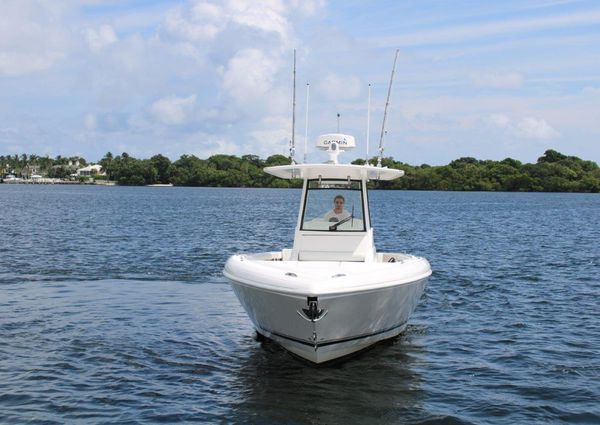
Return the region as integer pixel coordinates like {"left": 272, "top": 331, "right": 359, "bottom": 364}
{"left": 150, "top": 95, "right": 197, "bottom": 125}
{"left": 289, "top": 0, "right": 327, "bottom": 16}
{"left": 0, "top": 127, "right": 19, "bottom": 135}
{"left": 85, "top": 25, "right": 118, "bottom": 53}
{"left": 248, "top": 128, "right": 289, "bottom": 156}
{"left": 248, "top": 116, "right": 291, "bottom": 157}
{"left": 516, "top": 117, "right": 560, "bottom": 139}
{"left": 229, "top": 0, "right": 289, "bottom": 41}
{"left": 372, "top": 9, "right": 600, "bottom": 47}
{"left": 487, "top": 113, "right": 511, "bottom": 128}
{"left": 84, "top": 114, "right": 97, "bottom": 131}
{"left": 0, "top": 127, "right": 20, "bottom": 150}
{"left": 82, "top": 112, "right": 130, "bottom": 133}
{"left": 162, "top": 0, "right": 293, "bottom": 44}
{"left": 223, "top": 49, "right": 279, "bottom": 109}
{"left": 206, "top": 138, "right": 241, "bottom": 155}
{"left": 165, "top": 131, "right": 241, "bottom": 158}
{"left": 472, "top": 72, "right": 525, "bottom": 89}
{"left": 0, "top": 1, "right": 71, "bottom": 75}
{"left": 487, "top": 114, "right": 560, "bottom": 140}
{"left": 2, "top": 1, "right": 598, "bottom": 165}
{"left": 153, "top": 0, "right": 297, "bottom": 126}
{"left": 163, "top": 2, "right": 224, "bottom": 42}
{"left": 582, "top": 86, "right": 600, "bottom": 95}
{"left": 318, "top": 73, "right": 362, "bottom": 101}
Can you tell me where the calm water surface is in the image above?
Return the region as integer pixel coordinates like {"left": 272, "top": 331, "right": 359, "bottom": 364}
{"left": 1, "top": 185, "right": 599, "bottom": 424}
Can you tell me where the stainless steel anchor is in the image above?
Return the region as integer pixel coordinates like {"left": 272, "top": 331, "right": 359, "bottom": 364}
{"left": 296, "top": 296, "right": 328, "bottom": 351}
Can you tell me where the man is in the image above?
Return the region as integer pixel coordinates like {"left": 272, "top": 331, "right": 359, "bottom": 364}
{"left": 324, "top": 195, "right": 350, "bottom": 222}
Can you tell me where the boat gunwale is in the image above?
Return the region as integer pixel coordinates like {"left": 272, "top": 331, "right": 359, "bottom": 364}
{"left": 223, "top": 256, "right": 431, "bottom": 297}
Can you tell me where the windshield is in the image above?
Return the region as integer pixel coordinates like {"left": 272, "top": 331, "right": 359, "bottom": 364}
{"left": 301, "top": 179, "right": 365, "bottom": 231}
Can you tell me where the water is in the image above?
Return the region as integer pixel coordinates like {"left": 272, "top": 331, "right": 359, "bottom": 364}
{"left": 1, "top": 185, "right": 599, "bottom": 424}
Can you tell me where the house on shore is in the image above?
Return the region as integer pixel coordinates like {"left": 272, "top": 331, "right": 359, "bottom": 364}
{"left": 77, "top": 164, "right": 104, "bottom": 177}
{"left": 21, "top": 164, "right": 42, "bottom": 179}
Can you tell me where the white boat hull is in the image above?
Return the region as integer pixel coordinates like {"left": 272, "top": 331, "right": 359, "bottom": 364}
{"left": 224, "top": 252, "right": 430, "bottom": 364}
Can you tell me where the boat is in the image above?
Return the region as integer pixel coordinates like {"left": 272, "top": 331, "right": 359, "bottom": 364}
{"left": 224, "top": 133, "right": 432, "bottom": 363}
{"left": 3, "top": 175, "right": 22, "bottom": 183}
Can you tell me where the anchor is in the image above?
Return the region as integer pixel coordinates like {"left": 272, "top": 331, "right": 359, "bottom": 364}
{"left": 296, "top": 296, "right": 328, "bottom": 351}
{"left": 297, "top": 296, "right": 328, "bottom": 322}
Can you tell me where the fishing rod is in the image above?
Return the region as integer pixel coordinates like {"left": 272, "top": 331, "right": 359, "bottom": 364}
{"left": 304, "top": 83, "right": 309, "bottom": 164}
{"left": 366, "top": 83, "right": 371, "bottom": 164}
{"left": 377, "top": 49, "right": 399, "bottom": 168}
{"left": 290, "top": 49, "right": 297, "bottom": 164}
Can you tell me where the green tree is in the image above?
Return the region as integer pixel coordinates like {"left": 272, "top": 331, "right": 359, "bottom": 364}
{"left": 538, "top": 149, "right": 566, "bottom": 163}
{"left": 150, "top": 154, "right": 172, "bottom": 184}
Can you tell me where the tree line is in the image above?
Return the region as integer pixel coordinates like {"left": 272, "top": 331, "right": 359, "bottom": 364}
{"left": 97, "top": 152, "right": 298, "bottom": 187}
{"left": 354, "top": 149, "right": 600, "bottom": 192}
{"left": 2, "top": 149, "right": 599, "bottom": 192}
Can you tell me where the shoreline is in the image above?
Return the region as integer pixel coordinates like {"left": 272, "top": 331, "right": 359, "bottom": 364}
{"left": 1, "top": 180, "right": 598, "bottom": 194}
{"left": 1, "top": 179, "right": 116, "bottom": 185}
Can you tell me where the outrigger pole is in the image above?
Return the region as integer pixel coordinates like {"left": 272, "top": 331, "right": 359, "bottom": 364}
{"left": 366, "top": 83, "right": 371, "bottom": 164}
{"left": 290, "top": 49, "right": 297, "bottom": 164}
{"left": 304, "top": 83, "right": 310, "bottom": 164}
{"left": 377, "top": 49, "right": 399, "bottom": 168}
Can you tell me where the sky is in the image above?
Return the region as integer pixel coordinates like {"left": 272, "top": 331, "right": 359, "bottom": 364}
{"left": 1, "top": 0, "right": 599, "bottom": 165}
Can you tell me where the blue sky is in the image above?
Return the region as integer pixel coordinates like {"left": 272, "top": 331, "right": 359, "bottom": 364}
{"left": 1, "top": 0, "right": 599, "bottom": 165}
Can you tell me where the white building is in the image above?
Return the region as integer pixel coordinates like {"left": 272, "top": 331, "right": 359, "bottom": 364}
{"left": 77, "top": 164, "right": 104, "bottom": 176}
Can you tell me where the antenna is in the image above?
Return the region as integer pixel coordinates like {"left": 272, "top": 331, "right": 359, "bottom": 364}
{"left": 337, "top": 113, "right": 341, "bottom": 133}
{"left": 366, "top": 83, "right": 371, "bottom": 164}
{"left": 377, "top": 49, "right": 399, "bottom": 168}
{"left": 290, "top": 49, "right": 297, "bottom": 164}
{"left": 304, "top": 83, "right": 310, "bottom": 164}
